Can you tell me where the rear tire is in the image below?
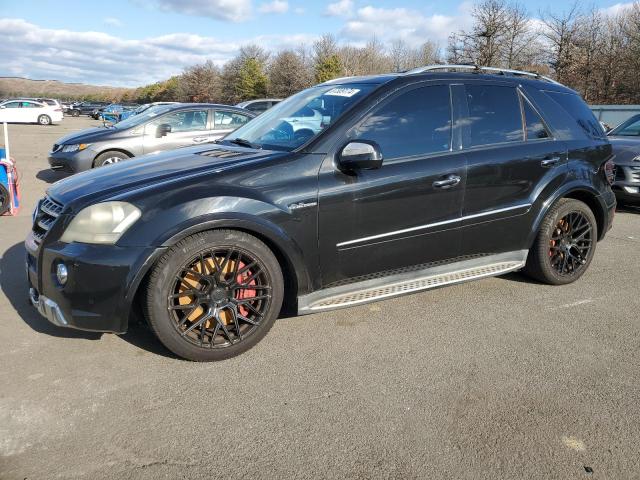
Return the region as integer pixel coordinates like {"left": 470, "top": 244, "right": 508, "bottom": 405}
{"left": 71, "top": 110, "right": 80, "bottom": 117}
{"left": 93, "top": 151, "right": 129, "bottom": 168}
{"left": 38, "top": 115, "right": 51, "bottom": 125}
{"left": 524, "top": 198, "right": 597, "bottom": 285}
{"left": 145, "top": 230, "right": 284, "bottom": 361}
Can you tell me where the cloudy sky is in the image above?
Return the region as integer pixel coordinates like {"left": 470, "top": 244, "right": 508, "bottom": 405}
{"left": 0, "top": 0, "right": 631, "bottom": 87}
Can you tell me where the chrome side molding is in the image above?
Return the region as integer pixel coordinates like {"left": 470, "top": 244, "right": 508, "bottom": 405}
{"left": 337, "top": 204, "right": 532, "bottom": 248}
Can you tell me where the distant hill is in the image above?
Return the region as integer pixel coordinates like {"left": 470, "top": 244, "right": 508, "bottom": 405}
{"left": 0, "top": 77, "right": 135, "bottom": 101}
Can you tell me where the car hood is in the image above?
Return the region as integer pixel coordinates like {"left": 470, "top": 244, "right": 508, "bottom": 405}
{"left": 607, "top": 136, "right": 640, "bottom": 164}
{"left": 54, "top": 126, "right": 125, "bottom": 145}
{"left": 47, "top": 145, "right": 287, "bottom": 209}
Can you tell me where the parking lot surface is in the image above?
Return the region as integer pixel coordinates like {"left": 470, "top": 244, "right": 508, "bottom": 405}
{"left": 1, "top": 118, "right": 639, "bottom": 479}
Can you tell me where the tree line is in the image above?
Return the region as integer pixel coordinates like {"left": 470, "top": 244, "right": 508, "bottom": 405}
{"left": 38, "top": 1, "right": 640, "bottom": 106}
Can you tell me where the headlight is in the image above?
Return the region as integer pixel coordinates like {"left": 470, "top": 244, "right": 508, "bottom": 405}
{"left": 61, "top": 143, "right": 90, "bottom": 153}
{"left": 633, "top": 155, "right": 640, "bottom": 162}
{"left": 60, "top": 201, "right": 141, "bottom": 244}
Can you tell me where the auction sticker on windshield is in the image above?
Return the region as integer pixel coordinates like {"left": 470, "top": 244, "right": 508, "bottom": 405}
{"left": 325, "top": 88, "right": 361, "bottom": 97}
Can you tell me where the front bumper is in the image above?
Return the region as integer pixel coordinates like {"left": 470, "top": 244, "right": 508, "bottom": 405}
{"left": 26, "top": 232, "right": 164, "bottom": 333}
{"left": 48, "top": 148, "right": 96, "bottom": 173}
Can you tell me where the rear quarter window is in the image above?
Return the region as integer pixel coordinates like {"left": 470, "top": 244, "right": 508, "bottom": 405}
{"left": 543, "top": 91, "right": 605, "bottom": 139}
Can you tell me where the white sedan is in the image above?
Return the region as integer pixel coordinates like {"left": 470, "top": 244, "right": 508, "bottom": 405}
{"left": 0, "top": 99, "right": 64, "bottom": 125}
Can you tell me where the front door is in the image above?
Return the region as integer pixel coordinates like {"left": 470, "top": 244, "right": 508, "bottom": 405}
{"left": 142, "top": 108, "right": 213, "bottom": 153}
{"left": 318, "top": 83, "right": 467, "bottom": 286}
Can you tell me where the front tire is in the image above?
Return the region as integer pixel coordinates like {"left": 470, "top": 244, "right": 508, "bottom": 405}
{"left": 524, "top": 198, "right": 597, "bottom": 285}
{"left": 38, "top": 115, "right": 51, "bottom": 125}
{"left": 71, "top": 110, "right": 80, "bottom": 117}
{"left": 145, "top": 230, "right": 284, "bottom": 361}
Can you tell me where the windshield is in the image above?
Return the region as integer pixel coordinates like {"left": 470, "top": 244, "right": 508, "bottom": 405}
{"left": 222, "top": 84, "right": 377, "bottom": 151}
{"left": 114, "top": 104, "right": 177, "bottom": 129}
{"left": 608, "top": 115, "right": 640, "bottom": 136}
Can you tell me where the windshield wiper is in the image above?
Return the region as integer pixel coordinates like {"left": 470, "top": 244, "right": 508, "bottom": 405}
{"left": 227, "top": 138, "right": 261, "bottom": 149}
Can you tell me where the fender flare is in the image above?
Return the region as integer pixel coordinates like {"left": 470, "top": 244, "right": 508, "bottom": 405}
{"left": 526, "top": 182, "right": 608, "bottom": 248}
{"left": 123, "top": 213, "right": 313, "bottom": 312}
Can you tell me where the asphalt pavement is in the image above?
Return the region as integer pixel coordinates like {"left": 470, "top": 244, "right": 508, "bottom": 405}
{"left": 1, "top": 117, "right": 639, "bottom": 479}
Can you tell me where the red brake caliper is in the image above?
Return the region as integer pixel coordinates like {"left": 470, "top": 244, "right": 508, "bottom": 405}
{"left": 235, "top": 261, "right": 256, "bottom": 317}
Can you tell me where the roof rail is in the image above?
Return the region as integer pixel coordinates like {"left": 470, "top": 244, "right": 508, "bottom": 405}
{"left": 404, "top": 64, "right": 561, "bottom": 85}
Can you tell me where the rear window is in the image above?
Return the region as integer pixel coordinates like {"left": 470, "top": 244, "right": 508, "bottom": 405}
{"left": 544, "top": 91, "right": 604, "bottom": 139}
{"left": 466, "top": 85, "right": 523, "bottom": 147}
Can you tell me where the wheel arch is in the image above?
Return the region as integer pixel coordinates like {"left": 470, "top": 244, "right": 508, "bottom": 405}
{"left": 126, "top": 216, "right": 311, "bottom": 323}
{"left": 527, "top": 185, "right": 607, "bottom": 248}
{"left": 94, "top": 148, "right": 134, "bottom": 161}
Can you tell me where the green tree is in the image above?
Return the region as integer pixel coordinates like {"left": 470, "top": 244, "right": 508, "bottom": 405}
{"left": 236, "top": 57, "right": 268, "bottom": 100}
{"left": 315, "top": 54, "right": 342, "bottom": 83}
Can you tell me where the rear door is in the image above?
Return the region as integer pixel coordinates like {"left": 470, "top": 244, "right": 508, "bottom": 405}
{"left": 458, "top": 82, "right": 567, "bottom": 256}
{"left": 142, "top": 108, "right": 212, "bottom": 153}
{"left": 211, "top": 110, "right": 253, "bottom": 141}
{"left": 22, "top": 101, "right": 45, "bottom": 123}
{"left": 318, "top": 82, "right": 467, "bottom": 285}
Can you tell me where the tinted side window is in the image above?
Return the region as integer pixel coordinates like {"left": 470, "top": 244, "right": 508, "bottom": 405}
{"left": 522, "top": 97, "right": 550, "bottom": 140}
{"left": 247, "top": 102, "right": 268, "bottom": 113}
{"left": 214, "top": 111, "right": 251, "bottom": 129}
{"left": 544, "top": 91, "right": 604, "bottom": 139}
{"left": 611, "top": 117, "right": 640, "bottom": 136}
{"left": 465, "top": 85, "right": 523, "bottom": 147}
{"left": 146, "top": 110, "right": 208, "bottom": 133}
{"left": 355, "top": 85, "right": 451, "bottom": 159}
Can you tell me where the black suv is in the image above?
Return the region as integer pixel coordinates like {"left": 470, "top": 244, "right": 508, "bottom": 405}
{"left": 27, "top": 66, "right": 616, "bottom": 361}
{"left": 68, "top": 101, "right": 109, "bottom": 117}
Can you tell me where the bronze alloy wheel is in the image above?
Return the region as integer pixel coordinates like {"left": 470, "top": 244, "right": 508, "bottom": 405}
{"left": 167, "top": 247, "right": 272, "bottom": 349}
{"left": 548, "top": 211, "right": 593, "bottom": 277}
{"left": 524, "top": 198, "right": 597, "bottom": 285}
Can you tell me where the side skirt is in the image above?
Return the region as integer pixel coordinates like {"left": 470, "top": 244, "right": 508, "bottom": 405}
{"left": 297, "top": 250, "right": 529, "bottom": 315}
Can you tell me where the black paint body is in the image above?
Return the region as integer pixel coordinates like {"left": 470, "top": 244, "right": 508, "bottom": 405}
{"left": 26, "top": 72, "right": 617, "bottom": 333}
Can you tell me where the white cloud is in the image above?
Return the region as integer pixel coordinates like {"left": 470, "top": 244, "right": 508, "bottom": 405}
{"left": 154, "top": 0, "right": 253, "bottom": 22}
{"left": 601, "top": 2, "right": 635, "bottom": 16}
{"left": 259, "top": 0, "right": 288, "bottom": 14}
{"left": 103, "top": 17, "right": 124, "bottom": 28}
{"left": 0, "top": 18, "right": 316, "bottom": 87}
{"left": 325, "top": 0, "right": 354, "bottom": 17}
{"left": 341, "top": 4, "right": 472, "bottom": 45}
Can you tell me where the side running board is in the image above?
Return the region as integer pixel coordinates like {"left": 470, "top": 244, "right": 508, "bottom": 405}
{"left": 297, "top": 250, "right": 528, "bottom": 315}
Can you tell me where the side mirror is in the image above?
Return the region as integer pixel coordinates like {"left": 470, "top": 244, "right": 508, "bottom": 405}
{"left": 156, "top": 123, "right": 172, "bottom": 138}
{"left": 338, "top": 140, "right": 383, "bottom": 171}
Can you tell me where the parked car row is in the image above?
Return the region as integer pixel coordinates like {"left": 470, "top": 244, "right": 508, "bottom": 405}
{"left": 49, "top": 102, "right": 256, "bottom": 171}
{"left": 27, "top": 65, "right": 622, "bottom": 362}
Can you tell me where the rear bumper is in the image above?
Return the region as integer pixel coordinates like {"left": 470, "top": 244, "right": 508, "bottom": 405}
{"left": 26, "top": 233, "right": 165, "bottom": 333}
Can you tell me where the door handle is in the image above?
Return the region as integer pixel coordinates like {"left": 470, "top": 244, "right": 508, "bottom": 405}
{"left": 193, "top": 136, "right": 209, "bottom": 143}
{"left": 541, "top": 157, "right": 561, "bottom": 167}
{"left": 433, "top": 175, "right": 461, "bottom": 189}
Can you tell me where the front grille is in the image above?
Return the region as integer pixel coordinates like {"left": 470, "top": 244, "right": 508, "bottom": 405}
{"left": 32, "top": 196, "right": 64, "bottom": 244}
{"left": 631, "top": 166, "right": 640, "bottom": 182}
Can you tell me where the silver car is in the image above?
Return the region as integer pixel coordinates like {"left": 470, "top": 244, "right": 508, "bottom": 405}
{"left": 48, "top": 103, "right": 256, "bottom": 172}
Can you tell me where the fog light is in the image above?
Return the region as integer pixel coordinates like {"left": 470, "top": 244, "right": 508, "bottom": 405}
{"left": 56, "top": 263, "right": 68, "bottom": 285}
{"left": 623, "top": 186, "right": 639, "bottom": 194}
